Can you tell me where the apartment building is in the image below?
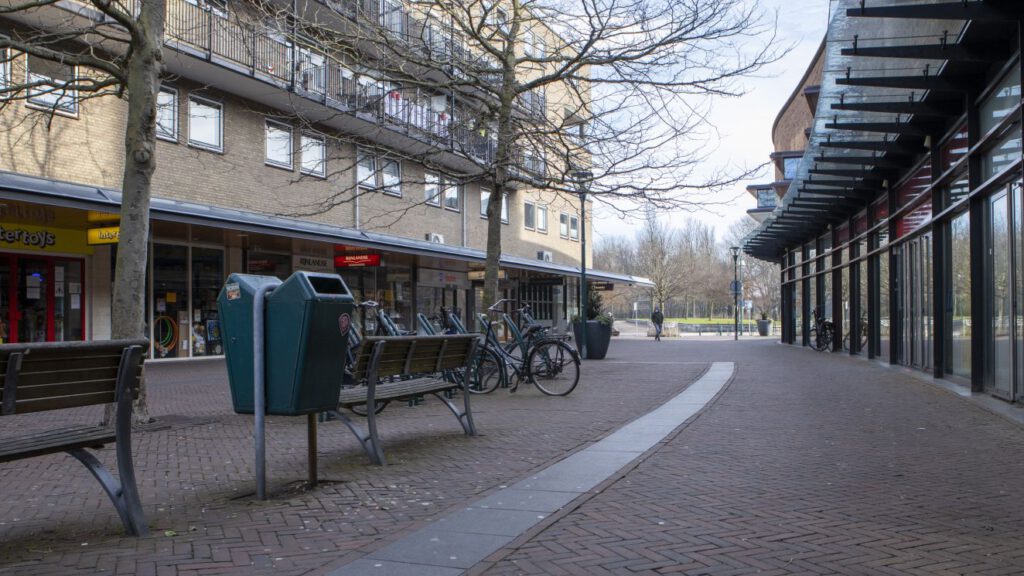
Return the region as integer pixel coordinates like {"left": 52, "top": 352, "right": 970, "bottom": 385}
{"left": 0, "top": 0, "right": 644, "bottom": 357}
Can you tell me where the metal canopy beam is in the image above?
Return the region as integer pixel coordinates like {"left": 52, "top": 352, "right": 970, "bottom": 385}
{"left": 823, "top": 121, "right": 938, "bottom": 136}
{"left": 818, "top": 139, "right": 926, "bottom": 154}
{"left": 835, "top": 75, "right": 974, "bottom": 92}
{"left": 814, "top": 155, "right": 909, "bottom": 168}
{"left": 809, "top": 168, "right": 889, "bottom": 178}
{"left": 846, "top": 2, "right": 1022, "bottom": 21}
{"left": 799, "top": 188, "right": 875, "bottom": 200}
{"left": 829, "top": 99, "right": 963, "bottom": 116}
{"left": 840, "top": 44, "right": 1004, "bottom": 62}
{"left": 804, "top": 178, "right": 880, "bottom": 189}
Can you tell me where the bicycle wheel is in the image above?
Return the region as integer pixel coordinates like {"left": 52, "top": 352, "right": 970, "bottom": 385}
{"left": 527, "top": 340, "right": 580, "bottom": 396}
{"left": 467, "top": 347, "right": 504, "bottom": 394}
{"left": 843, "top": 333, "right": 851, "bottom": 351}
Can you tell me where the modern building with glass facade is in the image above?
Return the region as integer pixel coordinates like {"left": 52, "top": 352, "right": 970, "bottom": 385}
{"left": 0, "top": 0, "right": 648, "bottom": 357}
{"left": 745, "top": 0, "right": 1023, "bottom": 400}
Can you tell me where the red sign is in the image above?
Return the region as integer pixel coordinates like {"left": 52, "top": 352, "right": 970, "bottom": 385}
{"left": 334, "top": 253, "right": 381, "bottom": 267}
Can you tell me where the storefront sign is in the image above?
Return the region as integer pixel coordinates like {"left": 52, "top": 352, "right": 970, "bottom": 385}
{"left": 418, "top": 268, "right": 469, "bottom": 289}
{"left": 0, "top": 223, "right": 92, "bottom": 254}
{"left": 468, "top": 270, "right": 506, "bottom": 281}
{"left": 292, "top": 255, "right": 334, "bottom": 272}
{"left": 335, "top": 253, "right": 381, "bottom": 267}
{"left": 87, "top": 210, "right": 120, "bottom": 223}
{"left": 87, "top": 226, "right": 120, "bottom": 245}
{"left": 528, "top": 277, "right": 563, "bottom": 286}
{"left": 590, "top": 281, "right": 614, "bottom": 291}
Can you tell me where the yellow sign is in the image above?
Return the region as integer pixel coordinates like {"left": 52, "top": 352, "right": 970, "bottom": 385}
{"left": 468, "top": 270, "right": 507, "bottom": 281}
{"left": 0, "top": 223, "right": 92, "bottom": 254}
{"left": 87, "top": 226, "right": 121, "bottom": 245}
{"left": 87, "top": 210, "right": 120, "bottom": 223}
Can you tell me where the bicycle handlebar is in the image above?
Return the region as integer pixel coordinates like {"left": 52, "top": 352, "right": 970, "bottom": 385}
{"left": 487, "top": 298, "right": 511, "bottom": 312}
{"left": 358, "top": 300, "right": 380, "bottom": 309}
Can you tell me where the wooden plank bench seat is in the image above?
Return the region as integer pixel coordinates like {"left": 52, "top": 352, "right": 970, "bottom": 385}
{"left": 329, "top": 334, "right": 480, "bottom": 465}
{"left": 0, "top": 339, "right": 149, "bottom": 536}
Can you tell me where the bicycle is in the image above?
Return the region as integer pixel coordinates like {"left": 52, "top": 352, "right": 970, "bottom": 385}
{"left": 438, "top": 306, "right": 505, "bottom": 395}
{"left": 476, "top": 299, "right": 581, "bottom": 396}
{"left": 842, "top": 315, "right": 868, "bottom": 352}
{"left": 808, "top": 307, "right": 835, "bottom": 352}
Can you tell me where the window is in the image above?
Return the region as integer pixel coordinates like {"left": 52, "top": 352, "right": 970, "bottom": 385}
{"left": 500, "top": 193, "right": 508, "bottom": 223}
{"left": 535, "top": 35, "right": 546, "bottom": 59}
{"left": 537, "top": 206, "right": 548, "bottom": 232}
{"left": 756, "top": 189, "right": 776, "bottom": 209}
{"left": 265, "top": 120, "right": 293, "bottom": 169}
{"left": 443, "top": 178, "right": 460, "bottom": 210}
{"left": 782, "top": 157, "right": 800, "bottom": 180}
{"left": 480, "top": 189, "right": 508, "bottom": 222}
{"left": 188, "top": 95, "right": 223, "bottom": 152}
{"left": 357, "top": 149, "right": 376, "bottom": 189}
{"left": 381, "top": 158, "right": 401, "bottom": 196}
{"left": 570, "top": 215, "right": 579, "bottom": 240}
{"left": 524, "top": 201, "right": 535, "bottom": 229}
{"left": 425, "top": 171, "right": 441, "bottom": 206}
{"left": 185, "top": 0, "right": 227, "bottom": 18}
{"left": 300, "top": 133, "right": 326, "bottom": 177}
{"left": 26, "top": 54, "right": 78, "bottom": 114}
{"left": 559, "top": 213, "right": 569, "bottom": 237}
{"left": 0, "top": 43, "right": 9, "bottom": 93}
{"left": 156, "top": 87, "right": 178, "bottom": 142}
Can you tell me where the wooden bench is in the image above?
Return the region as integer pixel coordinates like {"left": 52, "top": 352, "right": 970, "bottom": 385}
{"left": 0, "top": 339, "right": 149, "bottom": 536}
{"left": 328, "top": 334, "right": 480, "bottom": 465}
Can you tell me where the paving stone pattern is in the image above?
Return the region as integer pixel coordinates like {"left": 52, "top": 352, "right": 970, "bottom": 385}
{"left": 479, "top": 339, "right": 1024, "bottom": 576}
{"left": 0, "top": 343, "right": 704, "bottom": 575}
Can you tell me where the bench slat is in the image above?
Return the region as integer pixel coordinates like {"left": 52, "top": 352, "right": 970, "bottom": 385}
{"left": 338, "top": 376, "right": 454, "bottom": 406}
{"left": 12, "top": 366, "right": 120, "bottom": 386}
{"left": 13, "top": 391, "right": 118, "bottom": 414}
{"left": 0, "top": 425, "right": 115, "bottom": 463}
{"left": 12, "top": 379, "right": 120, "bottom": 401}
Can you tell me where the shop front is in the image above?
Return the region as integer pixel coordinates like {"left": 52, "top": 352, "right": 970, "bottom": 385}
{"left": 0, "top": 202, "right": 92, "bottom": 344}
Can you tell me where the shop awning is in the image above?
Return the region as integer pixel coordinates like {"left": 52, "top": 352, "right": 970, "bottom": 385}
{"left": 743, "top": 0, "right": 1022, "bottom": 262}
{"left": 0, "top": 170, "right": 652, "bottom": 287}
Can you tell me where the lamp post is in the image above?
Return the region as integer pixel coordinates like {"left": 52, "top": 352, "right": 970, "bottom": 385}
{"left": 730, "top": 246, "right": 740, "bottom": 341}
{"left": 573, "top": 169, "right": 593, "bottom": 358}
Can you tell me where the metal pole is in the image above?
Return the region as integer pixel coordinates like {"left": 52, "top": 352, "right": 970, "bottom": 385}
{"left": 253, "top": 284, "right": 276, "bottom": 501}
{"left": 578, "top": 189, "right": 587, "bottom": 359}
{"left": 732, "top": 251, "right": 739, "bottom": 341}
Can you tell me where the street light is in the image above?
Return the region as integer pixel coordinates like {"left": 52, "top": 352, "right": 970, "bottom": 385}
{"left": 573, "top": 169, "right": 593, "bottom": 358}
{"left": 730, "top": 246, "right": 740, "bottom": 341}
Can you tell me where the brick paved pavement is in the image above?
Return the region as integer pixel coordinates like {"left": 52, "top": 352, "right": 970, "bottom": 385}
{"left": 477, "top": 338, "right": 1024, "bottom": 576}
{"left": 4, "top": 337, "right": 1024, "bottom": 575}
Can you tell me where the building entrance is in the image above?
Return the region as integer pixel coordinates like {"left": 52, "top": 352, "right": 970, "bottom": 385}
{"left": 0, "top": 253, "right": 86, "bottom": 343}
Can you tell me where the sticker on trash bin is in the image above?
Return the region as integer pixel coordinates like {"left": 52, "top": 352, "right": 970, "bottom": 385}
{"left": 339, "top": 313, "right": 351, "bottom": 336}
{"left": 225, "top": 283, "right": 241, "bottom": 300}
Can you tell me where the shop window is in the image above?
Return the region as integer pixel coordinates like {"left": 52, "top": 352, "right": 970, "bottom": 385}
{"left": 979, "top": 66, "right": 1021, "bottom": 137}
{"left": 300, "top": 133, "right": 326, "bottom": 177}
{"left": 188, "top": 95, "right": 223, "bottom": 152}
{"left": 265, "top": 119, "right": 293, "bottom": 169}
{"left": 425, "top": 171, "right": 441, "bottom": 206}
{"left": 537, "top": 205, "right": 548, "bottom": 232}
{"left": 156, "top": 86, "right": 178, "bottom": 142}
{"left": 559, "top": 212, "right": 569, "bottom": 237}
{"left": 247, "top": 251, "right": 290, "bottom": 279}
{"left": 357, "top": 148, "right": 376, "bottom": 189}
{"left": 381, "top": 158, "right": 401, "bottom": 196}
{"left": 26, "top": 54, "right": 78, "bottom": 114}
{"left": 443, "top": 178, "right": 460, "bottom": 211}
{"left": 524, "top": 201, "right": 536, "bottom": 229}
{"left": 950, "top": 209, "right": 971, "bottom": 378}
{"left": 191, "top": 247, "right": 224, "bottom": 357}
{"left": 570, "top": 215, "right": 579, "bottom": 240}
{"left": 153, "top": 244, "right": 189, "bottom": 358}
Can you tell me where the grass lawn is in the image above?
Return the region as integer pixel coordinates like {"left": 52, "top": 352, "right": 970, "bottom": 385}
{"left": 665, "top": 317, "right": 744, "bottom": 325}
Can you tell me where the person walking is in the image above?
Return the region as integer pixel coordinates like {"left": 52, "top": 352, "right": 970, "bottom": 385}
{"left": 651, "top": 307, "right": 664, "bottom": 342}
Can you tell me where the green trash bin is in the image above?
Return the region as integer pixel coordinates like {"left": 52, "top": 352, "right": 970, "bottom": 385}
{"left": 264, "top": 271, "right": 354, "bottom": 415}
{"left": 217, "top": 273, "right": 282, "bottom": 414}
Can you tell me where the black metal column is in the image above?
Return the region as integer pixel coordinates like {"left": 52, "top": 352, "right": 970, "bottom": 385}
{"left": 931, "top": 139, "right": 947, "bottom": 378}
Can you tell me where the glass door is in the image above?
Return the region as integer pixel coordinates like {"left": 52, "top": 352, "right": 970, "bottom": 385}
{"left": 989, "top": 189, "right": 1013, "bottom": 399}
{"left": 0, "top": 257, "right": 10, "bottom": 344}
{"left": 18, "top": 259, "right": 50, "bottom": 343}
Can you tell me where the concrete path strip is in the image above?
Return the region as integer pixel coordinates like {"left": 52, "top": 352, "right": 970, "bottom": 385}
{"left": 328, "top": 361, "right": 735, "bottom": 576}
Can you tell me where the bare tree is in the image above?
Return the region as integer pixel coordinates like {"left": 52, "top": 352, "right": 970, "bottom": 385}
{"left": 1, "top": 0, "right": 165, "bottom": 422}
{"left": 727, "top": 218, "right": 778, "bottom": 319}
{"left": 250, "top": 0, "right": 782, "bottom": 305}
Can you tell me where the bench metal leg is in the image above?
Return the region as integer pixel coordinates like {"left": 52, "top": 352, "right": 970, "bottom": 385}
{"left": 431, "top": 391, "right": 476, "bottom": 436}
{"left": 328, "top": 410, "right": 386, "bottom": 465}
{"left": 67, "top": 448, "right": 148, "bottom": 536}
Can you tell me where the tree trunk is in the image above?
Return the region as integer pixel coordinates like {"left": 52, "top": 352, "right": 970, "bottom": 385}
{"left": 105, "top": 0, "right": 165, "bottom": 425}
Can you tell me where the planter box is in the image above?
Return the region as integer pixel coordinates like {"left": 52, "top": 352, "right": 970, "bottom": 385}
{"left": 757, "top": 319, "right": 772, "bottom": 337}
{"left": 573, "top": 320, "right": 612, "bottom": 359}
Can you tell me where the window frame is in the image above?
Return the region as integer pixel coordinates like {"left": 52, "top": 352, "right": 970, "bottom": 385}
{"left": 559, "top": 212, "right": 569, "bottom": 238}
{"left": 480, "top": 188, "right": 491, "bottom": 218}
{"left": 523, "top": 201, "right": 535, "bottom": 229}
{"left": 187, "top": 94, "right": 224, "bottom": 153}
{"left": 425, "top": 171, "right": 441, "bottom": 206}
{"left": 300, "top": 132, "right": 327, "bottom": 177}
{"left": 25, "top": 54, "right": 79, "bottom": 116}
{"left": 264, "top": 119, "right": 294, "bottom": 170}
{"left": 537, "top": 205, "right": 548, "bottom": 233}
{"left": 380, "top": 157, "right": 402, "bottom": 197}
{"left": 356, "top": 147, "right": 377, "bottom": 190}
{"left": 443, "top": 177, "right": 460, "bottom": 211}
{"left": 155, "top": 86, "right": 179, "bottom": 143}
{"left": 570, "top": 215, "right": 579, "bottom": 240}
{"left": 0, "top": 42, "right": 10, "bottom": 95}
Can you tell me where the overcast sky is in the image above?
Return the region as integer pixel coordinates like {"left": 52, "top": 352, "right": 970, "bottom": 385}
{"left": 592, "top": 0, "right": 831, "bottom": 244}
